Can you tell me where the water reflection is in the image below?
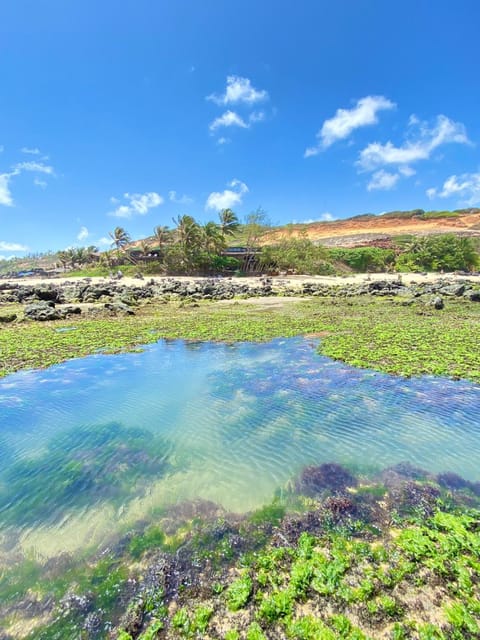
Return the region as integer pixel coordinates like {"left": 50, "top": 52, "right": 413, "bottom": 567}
{"left": 0, "top": 337, "right": 479, "bottom": 557}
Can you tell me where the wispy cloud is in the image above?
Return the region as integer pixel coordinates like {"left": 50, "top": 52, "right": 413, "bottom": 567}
{"left": 209, "top": 110, "right": 249, "bottom": 132}
{"left": 97, "top": 237, "right": 111, "bottom": 247}
{"left": 1, "top": 155, "right": 56, "bottom": 206}
{"left": 168, "top": 190, "right": 194, "bottom": 205}
{"left": 21, "top": 147, "right": 41, "bottom": 155}
{"left": 205, "top": 179, "right": 248, "bottom": 211}
{"left": 427, "top": 172, "right": 480, "bottom": 205}
{"left": 0, "top": 241, "right": 29, "bottom": 251}
{"left": 357, "top": 115, "right": 469, "bottom": 171}
{"left": 305, "top": 95, "right": 395, "bottom": 157}
{"left": 367, "top": 170, "right": 400, "bottom": 191}
{"left": 0, "top": 174, "right": 14, "bottom": 206}
{"left": 13, "top": 161, "right": 55, "bottom": 175}
{"left": 249, "top": 111, "right": 266, "bottom": 124}
{"left": 77, "top": 226, "right": 89, "bottom": 241}
{"left": 109, "top": 192, "right": 164, "bottom": 218}
{"left": 33, "top": 177, "right": 48, "bottom": 189}
{"left": 207, "top": 76, "right": 268, "bottom": 106}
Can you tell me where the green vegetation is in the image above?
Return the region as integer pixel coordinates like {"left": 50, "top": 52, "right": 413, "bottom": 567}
{"left": 260, "top": 233, "right": 336, "bottom": 275}
{"left": 328, "top": 247, "right": 396, "bottom": 273}
{"left": 395, "top": 235, "right": 478, "bottom": 272}
{"left": 4, "top": 206, "right": 479, "bottom": 278}
{"left": 1, "top": 295, "right": 480, "bottom": 381}
{"left": 1, "top": 466, "right": 479, "bottom": 640}
{"left": 0, "top": 423, "right": 170, "bottom": 525}
{"left": 226, "top": 575, "right": 253, "bottom": 611}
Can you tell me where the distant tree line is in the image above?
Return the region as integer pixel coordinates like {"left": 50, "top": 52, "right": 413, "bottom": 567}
{"left": 1, "top": 213, "right": 478, "bottom": 277}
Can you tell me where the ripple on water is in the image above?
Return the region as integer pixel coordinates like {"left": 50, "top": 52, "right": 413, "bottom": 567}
{"left": 0, "top": 336, "right": 479, "bottom": 558}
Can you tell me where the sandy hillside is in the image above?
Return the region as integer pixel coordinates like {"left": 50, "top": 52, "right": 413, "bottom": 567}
{"left": 264, "top": 210, "right": 480, "bottom": 246}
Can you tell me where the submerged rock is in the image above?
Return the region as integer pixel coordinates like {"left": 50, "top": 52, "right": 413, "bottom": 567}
{"left": 298, "top": 462, "right": 358, "bottom": 495}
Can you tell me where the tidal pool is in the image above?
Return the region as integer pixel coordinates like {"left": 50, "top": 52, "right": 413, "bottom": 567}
{"left": 0, "top": 337, "right": 479, "bottom": 560}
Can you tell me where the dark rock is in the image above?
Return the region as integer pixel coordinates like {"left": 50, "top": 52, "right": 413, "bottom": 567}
{"left": 24, "top": 301, "right": 62, "bottom": 321}
{"left": 437, "top": 471, "right": 471, "bottom": 491}
{"left": 428, "top": 296, "right": 444, "bottom": 310}
{"left": 387, "top": 481, "right": 440, "bottom": 518}
{"left": 104, "top": 302, "right": 135, "bottom": 315}
{"left": 298, "top": 463, "right": 358, "bottom": 495}
{"left": 439, "top": 284, "right": 465, "bottom": 296}
{"left": 0, "top": 313, "right": 16, "bottom": 323}
{"left": 464, "top": 289, "right": 480, "bottom": 302}
{"left": 62, "top": 305, "right": 82, "bottom": 316}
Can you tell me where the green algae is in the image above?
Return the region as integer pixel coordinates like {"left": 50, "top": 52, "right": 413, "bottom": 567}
{"left": 3, "top": 470, "right": 479, "bottom": 640}
{"left": 0, "top": 422, "right": 171, "bottom": 526}
{"left": 1, "top": 296, "right": 480, "bottom": 382}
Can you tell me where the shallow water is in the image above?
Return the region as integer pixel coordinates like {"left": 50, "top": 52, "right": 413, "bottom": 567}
{"left": 0, "top": 337, "right": 479, "bottom": 558}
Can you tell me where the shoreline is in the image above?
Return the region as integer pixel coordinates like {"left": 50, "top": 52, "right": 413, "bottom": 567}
{"left": 2, "top": 270, "right": 478, "bottom": 290}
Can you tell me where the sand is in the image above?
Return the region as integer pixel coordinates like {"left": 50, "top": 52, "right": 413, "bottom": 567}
{"left": 1, "top": 271, "right": 478, "bottom": 290}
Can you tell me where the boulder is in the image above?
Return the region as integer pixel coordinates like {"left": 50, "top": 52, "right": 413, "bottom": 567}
{"left": 104, "top": 302, "right": 135, "bottom": 315}
{"left": 428, "top": 296, "right": 444, "bottom": 310}
{"left": 464, "top": 289, "right": 480, "bottom": 302}
{"left": 24, "top": 301, "right": 62, "bottom": 321}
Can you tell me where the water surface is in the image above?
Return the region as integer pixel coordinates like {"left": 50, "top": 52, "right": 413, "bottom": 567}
{"left": 0, "top": 337, "right": 479, "bottom": 558}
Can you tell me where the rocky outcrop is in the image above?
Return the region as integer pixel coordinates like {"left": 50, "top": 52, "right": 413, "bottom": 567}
{"left": 24, "top": 301, "right": 82, "bottom": 321}
{"left": 1, "top": 277, "right": 480, "bottom": 320}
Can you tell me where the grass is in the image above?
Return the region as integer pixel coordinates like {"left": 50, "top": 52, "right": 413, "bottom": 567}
{"left": 1, "top": 296, "right": 480, "bottom": 382}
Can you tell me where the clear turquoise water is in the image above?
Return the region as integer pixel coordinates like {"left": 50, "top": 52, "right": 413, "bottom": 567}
{"left": 0, "top": 337, "right": 479, "bottom": 557}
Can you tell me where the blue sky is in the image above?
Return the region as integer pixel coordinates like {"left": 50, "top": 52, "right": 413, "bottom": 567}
{"left": 1, "top": 0, "right": 479, "bottom": 257}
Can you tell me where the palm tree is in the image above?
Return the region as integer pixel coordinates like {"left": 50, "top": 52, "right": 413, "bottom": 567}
{"left": 109, "top": 226, "right": 133, "bottom": 264}
{"left": 203, "top": 221, "right": 225, "bottom": 254}
{"left": 173, "top": 215, "right": 201, "bottom": 251}
{"left": 173, "top": 215, "right": 202, "bottom": 271}
{"left": 153, "top": 225, "right": 170, "bottom": 247}
{"left": 218, "top": 208, "right": 239, "bottom": 238}
{"left": 109, "top": 227, "right": 131, "bottom": 251}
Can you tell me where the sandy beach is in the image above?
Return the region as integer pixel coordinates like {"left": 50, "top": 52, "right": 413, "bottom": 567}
{"left": 2, "top": 271, "right": 478, "bottom": 290}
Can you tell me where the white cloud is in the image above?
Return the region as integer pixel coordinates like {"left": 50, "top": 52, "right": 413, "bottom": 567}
{"left": 357, "top": 115, "right": 469, "bottom": 171}
{"left": 97, "top": 237, "right": 111, "bottom": 247}
{"left": 249, "top": 111, "right": 266, "bottom": 124}
{"left": 293, "top": 213, "right": 336, "bottom": 223}
{"left": 367, "top": 170, "right": 400, "bottom": 191}
{"left": 168, "top": 190, "right": 194, "bottom": 205}
{"left": 426, "top": 172, "right": 480, "bottom": 205}
{"left": 205, "top": 179, "right": 248, "bottom": 211}
{"left": 217, "top": 137, "right": 231, "bottom": 145}
{"left": 0, "top": 241, "right": 28, "bottom": 251}
{"left": 34, "top": 177, "right": 47, "bottom": 189}
{"left": 0, "top": 173, "right": 14, "bottom": 206}
{"left": 398, "top": 166, "right": 416, "bottom": 177}
{"left": 207, "top": 76, "right": 268, "bottom": 106}
{"left": 21, "top": 147, "right": 41, "bottom": 155}
{"left": 209, "top": 110, "right": 248, "bottom": 132}
{"left": 77, "top": 226, "right": 89, "bottom": 241}
{"left": 305, "top": 95, "right": 395, "bottom": 156}
{"left": 319, "top": 212, "right": 335, "bottom": 221}
{"left": 1, "top": 154, "right": 55, "bottom": 206}
{"left": 13, "top": 160, "right": 55, "bottom": 175}
{"left": 109, "top": 191, "right": 164, "bottom": 218}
